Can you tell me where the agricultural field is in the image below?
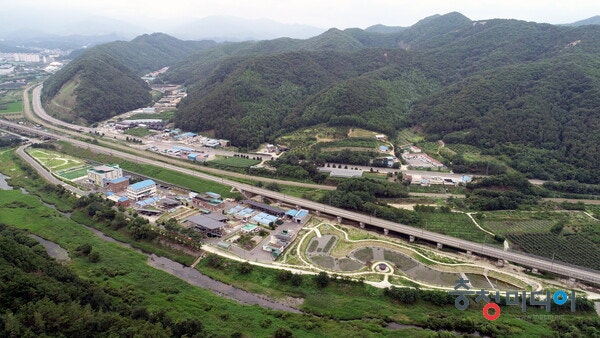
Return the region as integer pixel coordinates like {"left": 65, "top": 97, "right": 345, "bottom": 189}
{"left": 417, "top": 212, "right": 488, "bottom": 243}
{"left": 481, "top": 219, "right": 555, "bottom": 236}
{"left": 210, "top": 156, "right": 261, "bottom": 168}
{"left": 507, "top": 233, "right": 600, "bottom": 270}
{"left": 0, "top": 100, "right": 23, "bottom": 113}
{"left": 477, "top": 210, "right": 599, "bottom": 236}
{"left": 126, "top": 110, "right": 175, "bottom": 121}
{"left": 395, "top": 129, "right": 423, "bottom": 147}
{"left": 0, "top": 90, "right": 22, "bottom": 113}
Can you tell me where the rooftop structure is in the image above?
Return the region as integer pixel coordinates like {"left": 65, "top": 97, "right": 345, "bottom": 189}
{"left": 318, "top": 167, "right": 363, "bottom": 178}
{"left": 185, "top": 214, "right": 227, "bottom": 237}
{"left": 243, "top": 200, "right": 286, "bottom": 217}
{"left": 87, "top": 164, "right": 123, "bottom": 187}
{"left": 127, "top": 179, "right": 157, "bottom": 201}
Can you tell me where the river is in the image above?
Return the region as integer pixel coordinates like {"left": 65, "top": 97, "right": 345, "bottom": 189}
{"left": 29, "top": 234, "right": 71, "bottom": 263}
{"left": 0, "top": 172, "right": 12, "bottom": 190}
{"left": 23, "top": 191, "right": 301, "bottom": 313}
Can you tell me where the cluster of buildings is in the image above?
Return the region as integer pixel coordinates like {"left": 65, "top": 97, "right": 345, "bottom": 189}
{"left": 0, "top": 64, "right": 15, "bottom": 75}
{"left": 87, "top": 164, "right": 160, "bottom": 208}
{"left": 114, "top": 119, "right": 167, "bottom": 131}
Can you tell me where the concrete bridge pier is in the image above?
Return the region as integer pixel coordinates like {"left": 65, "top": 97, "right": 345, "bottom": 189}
{"left": 437, "top": 243, "right": 443, "bottom": 250}
{"left": 336, "top": 216, "right": 342, "bottom": 223}
{"left": 409, "top": 235, "right": 415, "bottom": 242}
{"left": 383, "top": 229, "right": 389, "bottom": 235}
{"left": 359, "top": 222, "right": 365, "bottom": 229}
{"left": 315, "top": 210, "right": 320, "bottom": 215}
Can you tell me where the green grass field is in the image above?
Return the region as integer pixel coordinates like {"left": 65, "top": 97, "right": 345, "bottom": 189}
{"left": 0, "top": 100, "right": 23, "bottom": 113}
{"left": 211, "top": 156, "right": 261, "bottom": 168}
{"left": 27, "top": 148, "right": 86, "bottom": 172}
{"left": 58, "top": 141, "right": 240, "bottom": 198}
{"left": 1, "top": 147, "right": 597, "bottom": 337}
{"left": 124, "top": 127, "right": 153, "bottom": 137}
{"left": 57, "top": 165, "right": 92, "bottom": 180}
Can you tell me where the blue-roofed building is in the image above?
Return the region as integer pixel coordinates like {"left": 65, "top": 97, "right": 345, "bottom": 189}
{"left": 135, "top": 196, "right": 161, "bottom": 208}
{"left": 379, "top": 145, "right": 389, "bottom": 152}
{"left": 127, "top": 179, "right": 157, "bottom": 201}
{"left": 292, "top": 209, "right": 310, "bottom": 223}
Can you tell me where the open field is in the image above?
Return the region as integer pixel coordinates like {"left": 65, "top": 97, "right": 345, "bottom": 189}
{"left": 57, "top": 166, "right": 92, "bottom": 180}
{"left": 27, "top": 147, "right": 86, "bottom": 172}
{"left": 417, "top": 212, "right": 488, "bottom": 243}
{"left": 507, "top": 233, "right": 600, "bottom": 270}
{"left": 123, "top": 127, "right": 153, "bottom": 137}
{"left": 478, "top": 210, "right": 600, "bottom": 235}
{"left": 0, "top": 100, "right": 23, "bottom": 113}
{"left": 58, "top": 141, "right": 240, "bottom": 198}
{"left": 210, "top": 156, "right": 261, "bottom": 168}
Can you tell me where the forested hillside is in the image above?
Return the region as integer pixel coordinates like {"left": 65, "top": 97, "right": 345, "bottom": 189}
{"left": 41, "top": 52, "right": 151, "bottom": 123}
{"left": 42, "top": 33, "right": 216, "bottom": 123}
{"left": 44, "top": 12, "right": 600, "bottom": 182}
{"left": 172, "top": 13, "right": 600, "bottom": 183}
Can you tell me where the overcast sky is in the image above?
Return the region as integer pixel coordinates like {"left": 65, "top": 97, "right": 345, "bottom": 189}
{"left": 8, "top": 0, "right": 600, "bottom": 28}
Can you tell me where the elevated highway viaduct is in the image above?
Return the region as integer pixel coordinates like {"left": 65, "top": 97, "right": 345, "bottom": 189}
{"left": 1, "top": 118, "right": 599, "bottom": 285}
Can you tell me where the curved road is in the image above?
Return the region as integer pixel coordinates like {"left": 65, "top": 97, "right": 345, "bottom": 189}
{"left": 16, "top": 144, "right": 88, "bottom": 196}
{"left": 3, "top": 119, "right": 600, "bottom": 284}
{"left": 27, "top": 85, "right": 336, "bottom": 191}
{"left": 5, "top": 86, "right": 600, "bottom": 284}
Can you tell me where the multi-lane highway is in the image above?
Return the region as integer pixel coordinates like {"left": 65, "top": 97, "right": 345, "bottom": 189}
{"left": 2, "top": 117, "right": 600, "bottom": 285}
{"left": 2, "top": 84, "right": 600, "bottom": 285}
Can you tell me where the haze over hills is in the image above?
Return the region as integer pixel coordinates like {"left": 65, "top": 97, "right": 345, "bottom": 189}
{"left": 42, "top": 12, "right": 600, "bottom": 183}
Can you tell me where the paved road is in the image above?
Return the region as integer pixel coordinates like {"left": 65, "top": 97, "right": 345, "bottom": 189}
{"left": 5, "top": 86, "right": 600, "bottom": 284}
{"left": 26, "top": 85, "right": 337, "bottom": 191}
{"left": 4, "top": 119, "right": 600, "bottom": 285}
{"left": 16, "top": 144, "right": 89, "bottom": 196}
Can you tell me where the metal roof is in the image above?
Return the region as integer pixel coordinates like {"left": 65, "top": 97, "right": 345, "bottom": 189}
{"left": 128, "top": 179, "right": 156, "bottom": 190}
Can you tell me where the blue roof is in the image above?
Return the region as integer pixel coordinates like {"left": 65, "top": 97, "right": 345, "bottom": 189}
{"left": 129, "top": 179, "right": 155, "bottom": 190}
{"left": 286, "top": 210, "right": 298, "bottom": 217}
{"left": 296, "top": 210, "right": 308, "bottom": 218}
{"left": 135, "top": 196, "right": 160, "bottom": 207}
{"left": 106, "top": 191, "right": 114, "bottom": 196}
{"left": 118, "top": 196, "right": 129, "bottom": 202}
{"left": 108, "top": 176, "right": 129, "bottom": 184}
{"left": 379, "top": 145, "right": 389, "bottom": 151}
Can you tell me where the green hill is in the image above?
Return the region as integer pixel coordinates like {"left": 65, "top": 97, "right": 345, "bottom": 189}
{"left": 42, "top": 52, "right": 152, "bottom": 124}
{"left": 172, "top": 14, "right": 600, "bottom": 183}
{"left": 45, "top": 13, "right": 600, "bottom": 183}
{"left": 42, "top": 33, "right": 216, "bottom": 124}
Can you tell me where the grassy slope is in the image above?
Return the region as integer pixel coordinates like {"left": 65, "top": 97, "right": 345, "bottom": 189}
{"left": 2, "top": 146, "right": 597, "bottom": 336}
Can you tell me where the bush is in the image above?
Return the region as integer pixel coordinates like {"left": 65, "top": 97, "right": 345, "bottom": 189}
{"left": 88, "top": 251, "right": 101, "bottom": 263}
{"left": 75, "top": 243, "right": 92, "bottom": 256}
{"left": 238, "top": 261, "right": 253, "bottom": 274}
{"left": 314, "top": 271, "right": 329, "bottom": 288}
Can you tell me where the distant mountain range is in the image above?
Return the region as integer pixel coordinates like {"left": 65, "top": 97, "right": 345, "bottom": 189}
{"left": 1, "top": 12, "right": 599, "bottom": 50}
{"left": 43, "top": 12, "right": 600, "bottom": 183}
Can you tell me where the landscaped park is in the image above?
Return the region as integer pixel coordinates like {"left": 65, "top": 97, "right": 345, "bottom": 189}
{"left": 280, "top": 219, "right": 537, "bottom": 291}
{"left": 26, "top": 147, "right": 91, "bottom": 180}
